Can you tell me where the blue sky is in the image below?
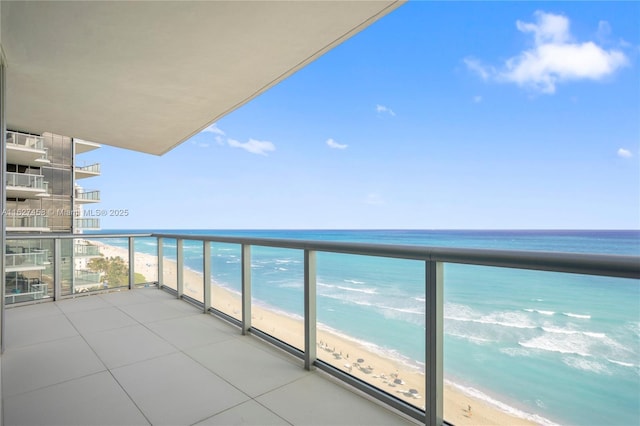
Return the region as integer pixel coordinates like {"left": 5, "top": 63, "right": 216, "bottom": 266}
{"left": 87, "top": 1, "right": 640, "bottom": 230}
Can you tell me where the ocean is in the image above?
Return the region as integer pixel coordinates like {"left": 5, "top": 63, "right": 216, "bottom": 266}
{"left": 98, "top": 230, "right": 640, "bottom": 425}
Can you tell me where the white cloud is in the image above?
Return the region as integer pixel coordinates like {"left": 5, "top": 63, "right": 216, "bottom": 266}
{"left": 465, "top": 11, "right": 628, "bottom": 94}
{"left": 617, "top": 148, "right": 633, "bottom": 158}
{"left": 326, "top": 138, "right": 348, "bottom": 150}
{"left": 227, "top": 138, "right": 275, "bottom": 156}
{"left": 376, "top": 104, "right": 396, "bottom": 116}
{"left": 202, "top": 123, "right": 225, "bottom": 136}
{"left": 464, "top": 58, "right": 492, "bottom": 81}
{"left": 473, "top": 95, "right": 483, "bottom": 103}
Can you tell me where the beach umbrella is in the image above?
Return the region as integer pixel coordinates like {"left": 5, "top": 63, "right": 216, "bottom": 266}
{"left": 357, "top": 358, "right": 365, "bottom": 363}
{"left": 394, "top": 378, "right": 404, "bottom": 385}
{"left": 409, "top": 389, "right": 418, "bottom": 394}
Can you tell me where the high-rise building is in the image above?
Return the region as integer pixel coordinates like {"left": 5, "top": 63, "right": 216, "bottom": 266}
{"left": 4, "top": 130, "right": 102, "bottom": 303}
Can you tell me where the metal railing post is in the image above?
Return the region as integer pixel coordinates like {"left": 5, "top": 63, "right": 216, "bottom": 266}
{"left": 203, "top": 241, "right": 211, "bottom": 313}
{"left": 157, "top": 237, "right": 163, "bottom": 289}
{"left": 304, "top": 249, "right": 317, "bottom": 370}
{"left": 128, "top": 237, "right": 135, "bottom": 290}
{"left": 241, "top": 244, "right": 251, "bottom": 335}
{"left": 425, "top": 260, "right": 443, "bottom": 426}
{"left": 0, "top": 59, "right": 6, "bottom": 353}
{"left": 177, "top": 239, "right": 184, "bottom": 298}
{"left": 53, "top": 238, "right": 62, "bottom": 301}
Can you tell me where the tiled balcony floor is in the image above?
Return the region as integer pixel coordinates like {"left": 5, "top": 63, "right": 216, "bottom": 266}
{"left": 1, "top": 288, "right": 419, "bottom": 425}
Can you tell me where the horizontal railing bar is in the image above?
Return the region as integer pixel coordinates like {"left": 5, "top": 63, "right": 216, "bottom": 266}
{"left": 6, "top": 232, "right": 638, "bottom": 279}
{"left": 8, "top": 233, "right": 153, "bottom": 240}
{"left": 152, "top": 233, "right": 640, "bottom": 279}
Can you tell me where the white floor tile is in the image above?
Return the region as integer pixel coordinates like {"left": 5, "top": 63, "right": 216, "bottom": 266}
{"left": 3, "top": 371, "right": 149, "bottom": 426}
{"left": 196, "top": 400, "right": 291, "bottom": 425}
{"left": 2, "top": 335, "right": 106, "bottom": 397}
{"left": 187, "top": 338, "right": 309, "bottom": 397}
{"left": 83, "top": 324, "right": 177, "bottom": 369}
{"left": 112, "top": 352, "right": 249, "bottom": 425}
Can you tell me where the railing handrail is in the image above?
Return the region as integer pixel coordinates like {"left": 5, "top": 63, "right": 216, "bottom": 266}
{"left": 6, "top": 232, "right": 637, "bottom": 279}
{"left": 76, "top": 163, "right": 100, "bottom": 171}
{"left": 6, "top": 171, "right": 44, "bottom": 179}
{"left": 152, "top": 232, "right": 640, "bottom": 279}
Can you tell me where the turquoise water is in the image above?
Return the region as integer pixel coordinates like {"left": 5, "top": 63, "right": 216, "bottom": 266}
{"left": 100, "top": 230, "right": 640, "bottom": 425}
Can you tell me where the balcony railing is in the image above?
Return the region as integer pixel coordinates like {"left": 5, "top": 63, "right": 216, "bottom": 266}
{"left": 75, "top": 190, "right": 100, "bottom": 202}
{"left": 4, "top": 251, "right": 48, "bottom": 269}
{"left": 74, "top": 244, "right": 101, "bottom": 256}
{"left": 6, "top": 215, "right": 49, "bottom": 230}
{"left": 75, "top": 163, "right": 101, "bottom": 174}
{"left": 73, "top": 270, "right": 103, "bottom": 292}
{"left": 6, "top": 172, "right": 48, "bottom": 191}
{"left": 6, "top": 131, "right": 44, "bottom": 150}
{"left": 74, "top": 218, "right": 100, "bottom": 229}
{"left": 3, "top": 233, "right": 639, "bottom": 426}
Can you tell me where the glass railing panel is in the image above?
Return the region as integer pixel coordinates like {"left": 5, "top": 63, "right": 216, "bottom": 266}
{"left": 70, "top": 237, "right": 130, "bottom": 294}
{"left": 316, "top": 253, "right": 426, "bottom": 409}
{"left": 251, "top": 247, "right": 304, "bottom": 350}
{"left": 76, "top": 190, "right": 100, "bottom": 201}
{"left": 5, "top": 238, "right": 53, "bottom": 305}
{"left": 6, "top": 172, "right": 46, "bottom": 189}
{"left": 132, "top": 237, "right": 158, "bottom": 286}
{"left": 6, "top": 131, "right": 45, "bottom": 150}
{"left": 6, "top": 215, "right": 48, "bottom": 229}
{"left": 74, "top": 218, "right": 100, "bottom": 229}
{"left": 210, "top": 242, "right": 242, "bottom": 320}
{"left": 76, "top": 163, "right": 101, "bottom": 173}
{"left": 442, "top": 264, "right": 640, "bottom": 426}
{"left": 161, "top": 238, "right": 177, "bottom": 291}
{"left": 181, "top": 240, "right": 204, "bottom": 303}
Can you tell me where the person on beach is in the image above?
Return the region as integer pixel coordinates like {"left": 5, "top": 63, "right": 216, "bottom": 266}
{"left": 468, "top": 405, "right": 472, "bottom": 417}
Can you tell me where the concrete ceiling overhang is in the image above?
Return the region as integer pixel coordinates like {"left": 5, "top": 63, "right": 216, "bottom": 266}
{"left": 1, "top": 1, "right": 403, "bottom": 155}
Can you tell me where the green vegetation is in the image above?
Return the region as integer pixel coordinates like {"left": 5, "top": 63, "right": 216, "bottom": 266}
{"left": 87, "top": 256, "right": 149, "bottom": 286}
{"left": 87, "top": 256, "right": 128, "bottom": 286}
{"left": 134, "top": 272, "right": 147, "bottom": 284}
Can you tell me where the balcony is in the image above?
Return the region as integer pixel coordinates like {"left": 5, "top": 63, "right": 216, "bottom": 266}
{"left": 1, "top": 233, "right": 638, "bottom": 426}
{"left": 5, "top": 172, "right": 49, "bottom": 199}
{"left": 74, "top": 138, "right": 101, "bottom": 154}
{"left": 75, "top": 163, "right": 101, "bottom": 179}
{"left": 73, "top": 270, "right": 103, "bottom": 293}
{"left": 75, "top": 189, "right": 100, "bottom": 204}
{"left": 74, "top": 243, "right": 101, "bottom": 257}
{"left": 6, "top": 215, "right": 49, "bottom": 232}
{"left": 5, "top": 250, "right": 48, "bottom": 273}
{"left": 74, "top": 218, "right": 100, "bottom": 230}
{"left": 5, "top": 131, "right": 50, "bottom": 166}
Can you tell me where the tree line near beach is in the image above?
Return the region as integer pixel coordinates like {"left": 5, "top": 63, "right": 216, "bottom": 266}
{"left": 87, "top": 255, "right": 146, "bottom": 286}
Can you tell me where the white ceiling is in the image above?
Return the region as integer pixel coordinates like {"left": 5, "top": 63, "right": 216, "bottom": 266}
{"left": 1, "top": 1, "right": 403, "bottom": 155}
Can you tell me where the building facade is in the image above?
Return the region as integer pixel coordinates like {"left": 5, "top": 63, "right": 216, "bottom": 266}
{"left": 5, "top": 130, "right": 102, "bottom": 303}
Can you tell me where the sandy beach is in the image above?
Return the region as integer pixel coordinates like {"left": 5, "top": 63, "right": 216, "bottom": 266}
{"left": 88, "top": 240, "right": 540, "bottom": 425}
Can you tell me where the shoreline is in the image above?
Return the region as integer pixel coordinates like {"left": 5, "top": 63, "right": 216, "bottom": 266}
{"left": 89, "top": 240, "right": 544, "bottom": 425}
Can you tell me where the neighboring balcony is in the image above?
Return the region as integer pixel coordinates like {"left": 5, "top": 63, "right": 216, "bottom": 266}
{"left": 74, "top": 138, "right": 101, "bottom": 154}
{"left": 5, "top": 250, "right": 48, "bottom": 273}
{"left": 6, "top": 172, "right": 50, "bottom": 198}
{"left": 6, "top": 215, "right": 50, "bottom": 232}
{"left": 75, "top": 163, "right": 101, "bottom": 179}
{"left": 74, "top": 243, "right": 101, "bottom": 257}
{"left": 6, "top": 131, "right": 50, "bottom": 167}
{"left": 74, "top": 218, "right": 100, "bottom": 230}
{"left": 73, "top": 270, "right": 103, "bottom": 293}
{"left": 75, "top": 190, "right": 100, "bottom": 204}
